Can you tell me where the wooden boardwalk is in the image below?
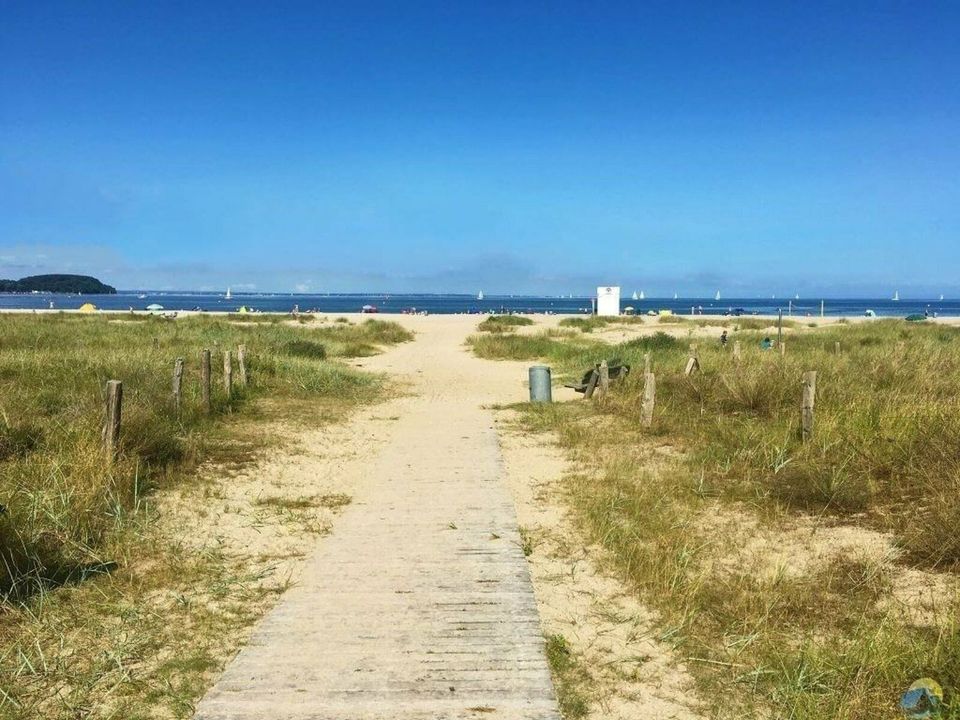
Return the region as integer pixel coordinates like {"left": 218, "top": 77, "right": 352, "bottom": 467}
{"left": 194, "top": 325, "right": 560, "bottom": 719}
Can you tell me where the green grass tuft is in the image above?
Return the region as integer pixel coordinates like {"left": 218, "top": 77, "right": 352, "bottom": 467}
{"left": 477, "top": 315, "right": 535, "bottom": 333}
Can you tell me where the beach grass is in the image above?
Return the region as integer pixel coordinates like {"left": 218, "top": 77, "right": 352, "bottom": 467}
{"left": 558, "top": 315, "right": 645, "bottom": 332}
{"left": 485, "top": 319, "right": 960, "bottom": 718}
{"left": 0, "top": 313, "right": 410, "bottom": 717}
{"left": 477, "top": 315, "right": 535, "bottom": 333}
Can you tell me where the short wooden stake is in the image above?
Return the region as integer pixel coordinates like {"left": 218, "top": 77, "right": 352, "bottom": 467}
{"left": 643, "top": 352, "right": 651, "bottom": 374}
{"left": 780, "top": 341, "right": 786, "bottom": 357}
{"left": 640, "top": 372, "right": 656, "bottom": 427}
{"left": 201, "top": 349, "right": 212, "bottom": 414}
{"left": 583, "top": 369, "right": 600, "bottom": 399}
{"left": 597, "top": 360, "right": 610, "bottom": 401}
{"left": 223, "top": 350, "right": 233, "bottom": 397}
{"left": 104, "top": 380, "right": 122, "bottom": 460}
{"left": 237, "top": 344, "right": 248, "bottom": 386}
{"left": 684, "top": 345, "right": 700, "bottom": 376}
{"left": 834, "top": 341, "right": 841, "bottom": 356}
{"left": 801, "top": 371, "right": 817, "bottom": 442}
{"left": 172, "top": 357, "right": 184, "bottom": 414}
{"left": 733, "top": 340, "right": 742, "bottom": 363}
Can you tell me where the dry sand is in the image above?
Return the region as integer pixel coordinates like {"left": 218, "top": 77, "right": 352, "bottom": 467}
{"left": 156, "top": 312, "right": 952, "bottom": 718}
{"left": 161, "top": 313, "right": 708, "bottom": 719}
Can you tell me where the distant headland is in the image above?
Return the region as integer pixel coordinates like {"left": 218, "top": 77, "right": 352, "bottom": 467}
{"left": 0, "top": 274, "right": 117, "bottom": 294}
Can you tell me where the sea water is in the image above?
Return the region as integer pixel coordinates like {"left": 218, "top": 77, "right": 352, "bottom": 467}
{"left": 0, "top": 292, "right": 956, "bottom": 317}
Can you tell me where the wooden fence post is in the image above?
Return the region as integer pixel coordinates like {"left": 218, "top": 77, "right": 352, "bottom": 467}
{"left": 201, "top": 349, "right": 211, "bottom": 414}
{"left": 835, "top": 341, "right": 841, "bottom": 356}
{"left": 733, "top": 340, "right": 742, "bottom": 363}
{"left": 173, "top": 357, "right": 184, "bottom": 415}
{"left": 223, "top": 350, "right": 233, "bottom": 397}
{"left": 684, "top": 344, "right": 700, "bottom": 376}
{"left": 597, "top": 360, "right": 610, "bottom": 400}
{"left": 802, "top": 371, "right": 817, "bottom": 442}
{"left": 640, "top": 372, "right": 656, "bottom": 427}
{"left": 237, "top": 345, "right": 248, "bottom": 387}
{"left": 780, "top": 341, "right": 786, "bottom": 357}
{"left": 583, "top": 368, "right": 600, "bottom": 399}
{"left": 104, "top": 380, "right": 122, "bottom": 460}
{"left": 643, "top": 352, "right": 651, "bottom": 375}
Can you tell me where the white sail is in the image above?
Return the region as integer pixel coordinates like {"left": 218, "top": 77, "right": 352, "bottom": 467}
{"left": 225, "top": 287, "right": 232, "bottom": 299}
{"left": 714, "top": 290, "right": 721, "bottom": 301}
{"left": 673, "top": 292, "right": 678, "bottom": 300}
{"left": 631, "top": 291, "right": 638, "bottom": 300}
{"left": 639, "top": 290, "right": 645, "bottom": 300}
{"left": 794, "top": 293, "right": 800, "bottom": 300}
{"left": 940, "top": 294, "right": 945, "bottom": 301}
{"left": 892, "top": 290, "right": 899, "bottom": 301}
{"left": 477, "top": 290, "right": 484, "bottom": 300}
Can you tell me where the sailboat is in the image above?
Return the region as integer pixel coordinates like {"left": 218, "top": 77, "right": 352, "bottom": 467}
{"left": 940, "top": 294, "right": 945, "bottom": 301}
{"left": 631, "top": 290, "right": 638, "bottom": 301}
{"left": 714, "top": 290, "right": 721, "bottom": 301}
{"left": 892, "top": 290, "right": 899, "bottom": 301}
{"left": 673, "top": 292, "right": 678, "bottom": 300}
{"left": 794, "top": 293, "right": 800, "bottom": 300}
{"left": 639, "top": 290, "right": 645, "bottom": 300}
{"left": 477, "top": 290, "right": 484, "bottom": 300}
{"left": 225, "top": 287, "right": 232, "bottom": 300}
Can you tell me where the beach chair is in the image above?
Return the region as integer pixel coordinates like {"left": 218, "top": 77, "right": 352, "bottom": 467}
{"left": 565, "top": 359, "right": 631, "bottom": 398}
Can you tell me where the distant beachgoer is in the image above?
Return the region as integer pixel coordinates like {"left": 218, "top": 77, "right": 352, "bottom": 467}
{"left": 720, "top": 330, "right": 728, "bottom": 347}
{"left": 761, "top": 337, "right": 773, "bottom": 350}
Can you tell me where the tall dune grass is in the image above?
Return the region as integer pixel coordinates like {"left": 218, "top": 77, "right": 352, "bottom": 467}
{"left": 0, "top": 314, "right": 411, "bottom": 603}
{"left": 484, "top": 320, "right": 960, "bottom": 717}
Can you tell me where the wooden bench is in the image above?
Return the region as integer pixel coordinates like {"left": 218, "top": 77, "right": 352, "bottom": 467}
{"left": 565, "top": 360, "right": 631, "bottom": 398}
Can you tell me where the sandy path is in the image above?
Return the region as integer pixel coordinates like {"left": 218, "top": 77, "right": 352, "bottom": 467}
{"left": 194, "top": 319, "right": 560, "bottom": 719}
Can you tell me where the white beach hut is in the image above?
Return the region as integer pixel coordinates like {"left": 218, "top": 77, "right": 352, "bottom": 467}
{"left": 596, "top": 286, "right": 621, "bottom": 316}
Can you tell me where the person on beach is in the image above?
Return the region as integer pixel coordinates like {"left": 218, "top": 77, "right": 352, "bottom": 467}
{"left": 760, "top": 337, "right": 773, "bottom": 350}
{"left": 720, "top": 330, "right": 728, "bottom": 347}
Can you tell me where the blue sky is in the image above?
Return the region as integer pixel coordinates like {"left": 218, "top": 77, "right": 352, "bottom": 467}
{"left": 1, "top": 1, "right": 958, "bottom": 296}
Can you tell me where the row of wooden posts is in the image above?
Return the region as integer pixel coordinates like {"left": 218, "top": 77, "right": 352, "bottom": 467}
{"left": 585, "top": 343, "right": 819, "bottom": 442}
{"left": 103, "top": 345, "right": 248, "bottom": 461}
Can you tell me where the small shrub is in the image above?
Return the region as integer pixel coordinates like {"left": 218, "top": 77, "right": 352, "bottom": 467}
{"left": 620, "top": 332, "right": 681, "bottom": 352}
{"left": 559, "top": 316, "right": 642, "bottom": 333}
{"left": 283, "top": 340, "right": 327, "bottom": 360}
{"left": 477, "top": 315, "right": 534, "bottom": 333}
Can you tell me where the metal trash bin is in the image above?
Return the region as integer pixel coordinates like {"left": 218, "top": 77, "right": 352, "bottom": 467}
{"left": 528, "top": 365, "right": 552, "bottom": 403}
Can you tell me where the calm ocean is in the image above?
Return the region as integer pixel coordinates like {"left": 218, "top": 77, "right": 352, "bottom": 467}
{"left": 0, "top": 292, "right": 957, "bottom": 318}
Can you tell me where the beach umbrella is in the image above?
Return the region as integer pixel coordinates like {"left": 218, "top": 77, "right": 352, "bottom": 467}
{"left": 146, "top": 303, "right": 164, "bottom": 311}
{"left": 78, "top": 302, "right": 97, "bottom": 313}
